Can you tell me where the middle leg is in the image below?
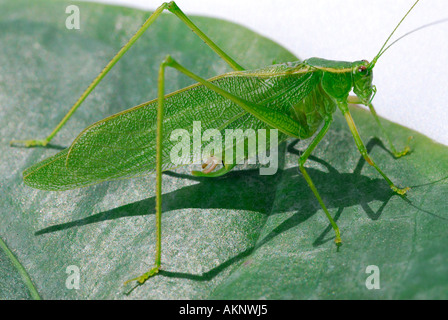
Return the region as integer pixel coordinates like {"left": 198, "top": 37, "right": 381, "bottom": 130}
{"left": 347, "top": 95, "right": 411, "bottom": 158}
{"left": 339, "top": 101, "right": 410, "bottom": 195}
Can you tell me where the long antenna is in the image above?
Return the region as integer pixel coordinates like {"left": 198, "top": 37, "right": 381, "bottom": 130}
{"left": 369, "top": 0, "right": 421, "bottom": 69}
{"left": 377, "top": 18, "right": 448, "bottom": 59}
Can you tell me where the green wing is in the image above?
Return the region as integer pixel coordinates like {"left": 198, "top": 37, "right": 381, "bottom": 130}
{"left": 24, "top": 62, "right": 322, "bottom": 191}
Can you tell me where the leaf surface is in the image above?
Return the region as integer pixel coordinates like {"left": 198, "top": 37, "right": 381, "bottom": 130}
{"left": 1, "top": 0, "right": 447, "bottom": 299}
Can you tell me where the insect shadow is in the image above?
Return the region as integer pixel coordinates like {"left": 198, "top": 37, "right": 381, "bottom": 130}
{"left": 35, "top": 137, "right": 407, "bottom": 283}
{"left": 11, "top": 142, "right": 66, "bottom": 150}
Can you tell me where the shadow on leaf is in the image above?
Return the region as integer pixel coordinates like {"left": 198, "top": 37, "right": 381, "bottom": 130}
{"left": 34, "top": 138, "right": 425, "bottom": 283}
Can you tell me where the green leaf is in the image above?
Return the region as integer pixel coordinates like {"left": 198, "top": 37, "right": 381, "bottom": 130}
{"left": 1, "top": 0, "right": 447, "bottom": 299}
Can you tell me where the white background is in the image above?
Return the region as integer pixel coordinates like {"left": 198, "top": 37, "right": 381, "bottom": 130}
{"left": 78, "top": 0, "right": 448, "bottom": 146}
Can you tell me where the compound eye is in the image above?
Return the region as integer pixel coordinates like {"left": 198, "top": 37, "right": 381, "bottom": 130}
{"left": 358, "top": 65, "right": 367, "bottom": 74}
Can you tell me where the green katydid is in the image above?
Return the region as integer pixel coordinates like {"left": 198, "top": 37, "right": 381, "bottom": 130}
{"left": 10, "top": 0, "right": 425, "bottom": 285}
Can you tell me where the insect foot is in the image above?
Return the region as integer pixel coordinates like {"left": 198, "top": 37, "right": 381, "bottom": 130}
{"left": 393, "top": 147, "right": 410, "bottom": 158}
{"left": 124, "top": 266, "right": 160, "bottom": 285}
{"left": 392, "top": 186, "right": 410, "bottom": 196}
{"left": 393, "top": 136, "right": 413, "bottom": 159}
{"left": 10, "top": 139, "right": 49, "bottom": 148}
{"left": 335, "top": 230, "right": 342, "bottom": 247}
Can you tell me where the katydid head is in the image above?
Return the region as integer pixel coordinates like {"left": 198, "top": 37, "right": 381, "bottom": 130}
{"left": 352, "top": 60, "right": 375, "bottom": 105}
{"left": 304, "top": 1, "right": 427, "bottom": 106}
